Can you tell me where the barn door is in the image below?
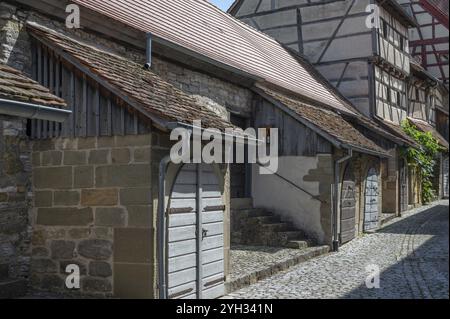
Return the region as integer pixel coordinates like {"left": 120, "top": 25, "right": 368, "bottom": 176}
{"left": 340, "top": 164, "right": 356, "bottom": 244}
{"left": 167, "top": 163, "right": 225, "bottom": 299}
{"left": 399, "top": 159, "right": 408, "bottom": 212}
{"left": 364, "top": 168, "right": 380, "bottom": 231}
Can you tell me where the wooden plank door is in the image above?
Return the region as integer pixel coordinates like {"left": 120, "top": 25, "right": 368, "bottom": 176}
{"left": 167, "top": 164, "right": 225, "bottom": 299}
{"left": 200, "top": 164, "right": 225, "bottom": 299}
{"left": 340, "top": 164, "right": 356, "bottom": 244}
{"left": 399, "top": 159, "right": 408, "bottom": 212}
{"left": 364, "top": 168, "right": 380, "bottom": 231}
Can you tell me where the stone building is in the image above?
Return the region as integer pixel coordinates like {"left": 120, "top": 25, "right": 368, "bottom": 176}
{"left": 0, "top": 0, "right": 421, "bottom": 299}
{"left": 397, "top": 0, "right": 448, "bottom": 85}
{"left": 0, "top": 63, "right": 70, "bottom": 298}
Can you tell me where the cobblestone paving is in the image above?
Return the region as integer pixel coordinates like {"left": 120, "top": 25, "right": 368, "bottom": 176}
{"left": 226, "top": 201, "right": 449, "bottom": 299}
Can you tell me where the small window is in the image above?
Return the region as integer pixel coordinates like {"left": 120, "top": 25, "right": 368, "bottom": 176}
{"left": 415, "top": 88, "right": 420, "bottom": 101}
{"left": 399, "top": 37, "right": 405, "bottom": 51}
{"left": 396, "top": 92, "right": 401, "bottom": 106}
{"left": 382, "top": 20, "right": 388, "bottom": 38}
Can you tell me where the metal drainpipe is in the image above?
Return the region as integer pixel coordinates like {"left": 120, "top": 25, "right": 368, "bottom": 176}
{"left": 157, "top": 155, "right": 171, "bottom": 299}
{"left": 333, "top": 148, "right": 353, "bottom": 252}
{"left": 0, "top": 98, "right": 72, "bottom": 122}
{"left": 144, "top": 33, "right": 152, "bottom": 70}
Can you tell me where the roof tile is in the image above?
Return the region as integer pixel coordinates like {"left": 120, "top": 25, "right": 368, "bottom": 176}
{"left": 71, "top": 0, "right": 356, "bottom": 114}
{"left": 0, "top": 64, "right": 66, "bottom": 108}
{"left": 257, "top": 85, "right": 390, "bottom": 156}
{"left": 28, "top": 25, "right": 233, "bottom": 130}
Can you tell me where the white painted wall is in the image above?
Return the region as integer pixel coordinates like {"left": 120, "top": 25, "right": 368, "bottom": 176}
{"left": 252, "top": 156, "right": 332, "bottom": 243}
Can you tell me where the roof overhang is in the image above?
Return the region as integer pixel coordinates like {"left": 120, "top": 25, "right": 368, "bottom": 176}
{"left": 253, "top": 86, "right": 391, "bottom": 158}
{"left": 408, "top": 117, "right": 449, "bottom": 151}
{"left": 227, "top": 0, "right": 244, "bottom": 15}
{"left": 166, "top": 121, "right": 264, "bottom": 145}
{"left": 377, "top": 0, "right": 419, "bottom": 28}
{"left": 419, "top": 0, "right": 449, "bottom": 29}
{"left": 410, "top": 61, "right": 440, "bottom": 85}
{"left": 374, "top": 117, "right": 419, "bottom": 148}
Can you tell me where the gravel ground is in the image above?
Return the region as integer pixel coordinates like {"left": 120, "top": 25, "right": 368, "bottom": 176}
{"left": 226, "top": 200, "right": 449, "bottom": 299}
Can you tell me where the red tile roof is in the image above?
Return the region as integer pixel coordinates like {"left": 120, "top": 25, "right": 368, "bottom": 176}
{"left": 28, "top": 25, "right": 233, "bottom": 131}
{"left": 71, "top": 0, "right": 356, "bottom": 115}
{"left": 0, "top": 64, "right": 66, "bottom": 108}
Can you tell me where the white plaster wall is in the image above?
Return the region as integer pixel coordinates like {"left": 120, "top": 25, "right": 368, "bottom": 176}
{"left": 252, "top": 156, "right": 329, "bottom": 243}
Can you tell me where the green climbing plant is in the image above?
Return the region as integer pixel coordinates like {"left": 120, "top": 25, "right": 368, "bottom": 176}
{"left": 401, "top": 120, "right": 443, "bottom": 204}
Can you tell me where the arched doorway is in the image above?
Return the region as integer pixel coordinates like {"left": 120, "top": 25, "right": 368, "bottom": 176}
{"left": 364, "top": 168, "right": 380, "bottom": 231}
{"left": 166, "top": 163, "right": 225, "bottom": 299}
{"left": 340, "top": 163, "right": 356, "bottom": 244}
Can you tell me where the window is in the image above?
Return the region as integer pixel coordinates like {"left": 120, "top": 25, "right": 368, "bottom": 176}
{"left": 399, "top": 37, "right": 405, "bottom": 51}
{"left": 386, "top": 88, "right": 391, "bottom": 102}
{"left": 396, "top": 91, "right": 401, "bottom": 107}
{"left": 382, "top": 20, "right": 388, "bottom": 38}
{"left": 416, "top": 88, "right": 420, "bottom": 101}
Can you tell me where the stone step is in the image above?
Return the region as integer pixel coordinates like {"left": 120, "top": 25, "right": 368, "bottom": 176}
{"left": 248, "top": 215, "right": 281, "bottom": 224}
{"left": 277, "top": 231, "right": 304, "bottom": 241}
{"left": 285, "top": 240, "right": 309, "bottom": 250}
{"left": 0, "top": 279, "right": 27, "bottom": 299}
{"left": 231, "top": 198, "right": 253, "bottom": 210}
{"left": 247, "top": 209, "right": 273, "bottom": 218}
{"left": 231, "top": 208, "right": 268, "bottom": 218}
{"left": 231, "top": 208, "right": 313, "bottom": 248}
{"left": 262, "top": 223, "right": 293, "bottom": 232}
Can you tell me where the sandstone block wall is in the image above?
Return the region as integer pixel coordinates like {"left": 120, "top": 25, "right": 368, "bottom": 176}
{"left": 30, "top": 134, "right": 160, "bottom": 298}
{"left": 0, "top": 115, "right": 31, "bottom": 297}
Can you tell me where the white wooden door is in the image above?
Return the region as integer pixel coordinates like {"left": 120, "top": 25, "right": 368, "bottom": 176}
{"left": 364, "top": 168, "right": 380, "bottom": 231}
{"left": 167, "top": 164, "right": 225, "bottom": 299}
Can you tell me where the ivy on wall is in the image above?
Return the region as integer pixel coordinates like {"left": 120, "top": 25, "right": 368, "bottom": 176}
{"left": 401, "top": 120, "right": 444, "bottom": 204}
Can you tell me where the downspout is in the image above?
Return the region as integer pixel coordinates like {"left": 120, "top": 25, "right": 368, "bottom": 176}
{"left": 144, "top": 33, "right": 152, "bottom": 70}
{"left": 157, "top": 155, "right": 171, "bottom": 299}
{"left": 332, "top": 148, "right": 353, "bottom": 252}
{"left": 0, "top": 98, "right": 71, "bottom": 122}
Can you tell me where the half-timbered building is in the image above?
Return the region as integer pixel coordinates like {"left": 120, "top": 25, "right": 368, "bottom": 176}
{"left": 397, "top": 0, "right": 449, "bottom": 198}
{"left": 230, "top": 0, "right": 419, "bottom": 224}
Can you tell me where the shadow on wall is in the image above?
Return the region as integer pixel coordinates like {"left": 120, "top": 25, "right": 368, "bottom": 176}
{"left": 343, "top": 205, "right": 449, "bottom": 299}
